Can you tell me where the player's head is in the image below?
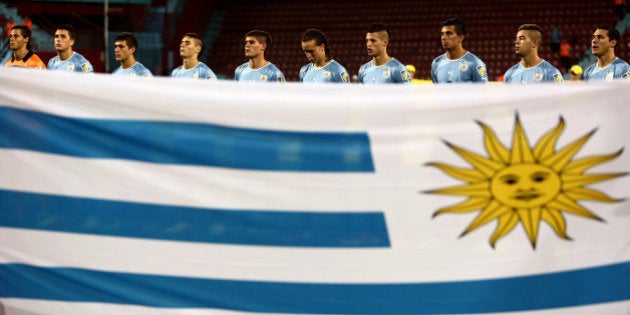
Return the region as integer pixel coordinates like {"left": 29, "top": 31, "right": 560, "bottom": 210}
{"left": 591, "top": 25, "right": 620, "bottom": 57}
{"left": 180, "top": 33, "right": 204, "bottom": 59}
{"left": 245, "top": 30, "right": 272, "bottom": 56}
{"left": 366, "top": 22, "right": 391, "bottom": 57}
{"left": 9, "top": 25, "right": 32, "bottom": 51}
{"left": 55, "top": 24, "right": 76, "bottom": 40}
{"left": 442, "top": 18, "right": 466, "bottom": 36}
{"left": 518, "top": 24, "right": 543, "bottom": 42}
{"left": 514, "top": 24, "right": 543, "bottom": 57}
{"left": 115, "top": 32, "right": 138, "bottom": 51}
{"left": 367, "top": 23, "right": 391, "bottom": 41}
{"left": 53, "top": 24, "right": 76, "bottom": 53}
{"left": 301, "top": 29, "right": 331, "bottom": 62}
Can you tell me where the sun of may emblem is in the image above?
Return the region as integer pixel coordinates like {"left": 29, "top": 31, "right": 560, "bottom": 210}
{"left": 426, "top": 114, "right": 625, "bottom": 249}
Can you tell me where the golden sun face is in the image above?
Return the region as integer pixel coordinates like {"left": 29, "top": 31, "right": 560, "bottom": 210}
{"left": 426, "top": 115, "right": 624, "bottom": 249}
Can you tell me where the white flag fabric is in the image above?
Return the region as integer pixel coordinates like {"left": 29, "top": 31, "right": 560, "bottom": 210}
{"left": 0, "top": 68, "right": 629, "bottom": 314}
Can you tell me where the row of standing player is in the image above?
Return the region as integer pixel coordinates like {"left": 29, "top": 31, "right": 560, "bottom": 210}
{"left": 5, "top": 20, "right": 630, "bottom": 83}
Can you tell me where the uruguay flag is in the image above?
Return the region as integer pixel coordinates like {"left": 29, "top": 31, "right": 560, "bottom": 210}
{"left": 0, "top": 68, "right": 629, "bottom": 314}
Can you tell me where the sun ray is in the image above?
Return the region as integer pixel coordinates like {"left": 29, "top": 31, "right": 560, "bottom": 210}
{"left": 542, "top": 129, "right": 596, "bottom": 172}
{"left": 425, "top": 162, "right": 487, "bottom": 182}
{"left": 533, "top": 116, "right": 565, "bottom": 161}
{"left": 564, "top": 187, "right": 622, "bottom": 202}
{"left": 541, "top": 207, "right": 571, "bottom": 240}
{"left": 432, "top": 197, "right": 489, "bottom": 217}
{"left": 442, "top": 140, "right": 504, "bottom": 177}
{"left": 425, "top": 181, "right": 490, "bottom": 197}
{"left": 547, "top": 194, "right": 603, "bottom": 221}
{"left": 476, "top": 120, "right": 509, "bottom": 163}
{"left": 489, "top": 212, "right": 518, "bottom": 248}
{"left": 517, "top": 207, "right": 543, "bottom": 248}
{"left": 461, "top": 200, "right": 511, "bottom": 235}
{"left": 564, "top": 149, "right": 623, "bottom": 173}
{"left": 510, "top": 114, "right": 536, "bottom": 164}
{"left": 562, "top": 172, "right": 627, "bottom": 190}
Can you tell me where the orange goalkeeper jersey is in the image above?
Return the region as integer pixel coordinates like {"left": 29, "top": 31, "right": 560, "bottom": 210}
{"left": 4, "top": 51, "right": 46, "bottom": 69}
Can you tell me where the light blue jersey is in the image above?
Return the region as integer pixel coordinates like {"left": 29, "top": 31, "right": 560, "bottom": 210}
{"left": 583, "top": 58, "right": 630, "bottom": 81}
{"left": 234, "top": 62, "right": 285, "bottom": 82}
{"left": 431, "top": 52, "right": 488, "bottom": 83}
{"left": 112, "top": 62, "right": 153, "bottom": 77}
{"left": 504, "top": 60, "right": 563, "bottom": 83}
{"left": 358, "top": 58, "right": 411, "bottom": 84}
{"left": 299, "top": 60, "right": 349, "bottom": 83}
{"left": 171, "top": 62, "right": 217, "bottom": 80}
{"left": 48, "top": 52, "right": 94, "bottom": 73}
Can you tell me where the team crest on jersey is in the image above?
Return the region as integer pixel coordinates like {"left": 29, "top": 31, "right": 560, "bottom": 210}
{"left": 534, "top": 71, "right": 543, "bottom": 82}
{"left": 260, "top": 74, "right": 268, "bottom": 82}
{"left": 477, "top": 65, "right": 486, "bottom": 77}
{"left": 81, "top": 64, "right": 90, "bottom": 72}
{"left": 193, "top": 71, "right": 199, "bottom": 79}
{"left": 68, "top": 63, "right": 75, "bottom": 71}
{"left": 459, "top": 62, "right": 468, "bottom": 72}
{"left": 323, "top": 71, "right": 331, "bottom": 80}
{"left": 341, "top": 71, "right": 349, "bottom": 82}
{"left": 401, "top": 69, "right": 410, "bottom": 81}
{"left": 130, "top": 71, "right": 137, "bottom": 77}
{"left": 606, "top": 71, "right": 614, "bottom": 81}
{"left": 553, "top": 73, "right": 562, "bottom": 82}
{"left": 383, "top": 69, "right": 391, "bottom": 79}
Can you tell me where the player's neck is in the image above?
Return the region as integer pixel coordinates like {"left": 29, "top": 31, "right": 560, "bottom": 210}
{"left": 12, "top": 47, "right": 29, "bottom": 60}
{"left": 520, "top": 53, "right": 542, "bottom": 68}
{"left": 446, "top": 47, "right": 466, "bottom": 60}
{"left": 58, "top": 49, "right": 73, "bottom": 61}
{"left": 182, "top": 58, "right": 199, "bottom": 70}
{"left": 314, "top": 58, "right": 329, "bottom": 68}
{"left": 597, "top": 52, "right": 616, "bottom": 68}
{"left": 372, "top": 53, "right": 391, "bottom": 66}
{"left": 249, "top": 56, "right": 268, "bottom": 69}
{"left": 121, "top": 56, "right": 136, "bottom": 69}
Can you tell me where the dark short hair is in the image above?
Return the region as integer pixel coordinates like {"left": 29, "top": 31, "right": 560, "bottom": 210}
{"left": 301, "top": 28, "right": 331, "bottom": 59}
{"left": 367, "top": 22, "right": 391, "bottom": 40}
{"left": 442, "top": 18, "right": 466, "bottom": 36}
{"left": 115, "top": 32, "right": 138, "bottom": 50}
{"left": 245, "top": 30, "right": 272, "bottom": 53}
{"left": 11, "top": 25, "right": 32, "bottom": 50}
{"left": 518, "top": 24, "right": 544, "bottom": 41}
{"left": 595, "top": 25, "right": 621, "bottom": 46}
{"left": 183, "top": 32, "right": 204, "bottom": 53}
{"left": 55, "top": 24, "right": 76, "bottom": 39}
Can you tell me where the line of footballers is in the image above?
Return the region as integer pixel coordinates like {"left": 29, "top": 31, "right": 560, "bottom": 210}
{"left": 5, "top": 20, "right": 630, "bottom": 83}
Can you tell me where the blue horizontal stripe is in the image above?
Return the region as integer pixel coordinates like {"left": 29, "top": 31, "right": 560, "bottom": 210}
{"left": 0, "top": 106, "right": 374, "bottom": 172}
{"left": 0, "top": 189, "right": 389, "bottom": 247}
{"left": 0, "top": 262, "right": 628, "bottom": 313}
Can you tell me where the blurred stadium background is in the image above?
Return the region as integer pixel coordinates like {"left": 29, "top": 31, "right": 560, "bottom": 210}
{"left": 2, "top": 0, "right": 629, "bottom": 81}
